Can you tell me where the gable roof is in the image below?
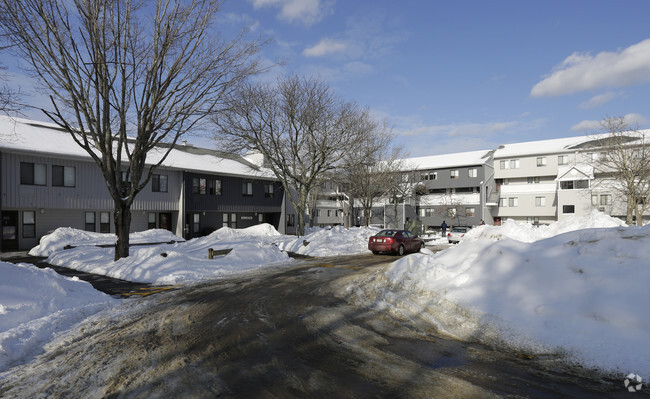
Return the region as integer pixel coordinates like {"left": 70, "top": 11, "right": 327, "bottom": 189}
{"left": 556, "top": 164, "right": 594, "bottom": 181}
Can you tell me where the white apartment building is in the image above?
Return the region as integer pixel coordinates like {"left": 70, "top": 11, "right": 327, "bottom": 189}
{"left": 493, "top": 132, "right": 650, "bottom": 225}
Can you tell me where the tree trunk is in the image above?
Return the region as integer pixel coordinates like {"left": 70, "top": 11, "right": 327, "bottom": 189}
{"left": 114, "top": 201, "right": 132, "bottom": 261}
{"left": 626, "top": 194, "right": 636, "bottom": 225}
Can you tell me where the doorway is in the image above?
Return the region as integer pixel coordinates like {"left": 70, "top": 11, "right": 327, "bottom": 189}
{"left": 1, "top": 211, "right": 19, "bottom": 251}
{"left": 158, "top": 212, "right": 172, "bottom": 231}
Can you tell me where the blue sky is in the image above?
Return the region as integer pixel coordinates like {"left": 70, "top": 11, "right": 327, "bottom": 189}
{"left": 7, "top": 0, "right": 650, "bottom": 157}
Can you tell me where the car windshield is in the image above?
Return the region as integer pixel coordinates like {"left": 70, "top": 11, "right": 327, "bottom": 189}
{"left": 451, "top": 227, "right": 467, "bottom": 232}
{"left": 376, "top": 230, "right": 398, "bottom": 237}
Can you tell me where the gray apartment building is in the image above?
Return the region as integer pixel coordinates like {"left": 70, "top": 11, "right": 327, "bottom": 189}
{"left": 0, "top": 116, "right": 294, "bottom": 251}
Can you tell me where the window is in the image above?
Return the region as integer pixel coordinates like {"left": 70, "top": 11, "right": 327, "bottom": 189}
{"left": 258, "top": 213, "right": 264, "bottom": 223}
{"left": 148, "top": 212, "right": 156, "bottom": 229}
{"left": 264, "top": 183, "right": 274, "bottom": 198}
{"left": 210, "top": 179, "right": 222, "bottom": 195}
{"left": 419, "top": 208, "right": 425, "bottom": 217}
{"left": 20, "top": 162, "right": 47, "bottom": 185}
{"left": 508, "top": 197, "right": 518, "bottom": 207}
{"left": 591, "top": 195, "right": 599, "bottom": 206}
{"left": 192, "top": 178, "right": 207, "bottom": 195}
{"left": 527, "top": 217, "right": 540, "bottom": 224}
{"left": 100, "top": 212, "right": 110, "bottom": 233}
{"left": 85, "top": 212, "right": 96, "bottom": 232}
{"left": 527, "top": 177, "right": 540, "bottom": 184}
{"left": 152, "top": 174, "right": 168, "bottom": 192}
{"left": 561, "top": 180, "right": 588, "bottom": 189}
{"left": 327, "top": 210, "right": 331, "bottom": 217}
{"left": 222, "top": 213, "right": 229, "bottom": 228}
{"left": 535, "top": 196, "right": 546, "bottom": 207}
{"left": 560, "top": 181, "right": 574, "bottom": 190}
{"left": 450, "top": 170, "right": 459, "bottom": 179}
{"left": 468, "top": 168, "right": 478, "bottom": 178}
{"left": 421, "top": 172, "right": 437, "bottom": 181}
{"left": 287, "top": 214, "right": 295, "bottom": 227}
{"left": 500, "top": 160, "right": 509, "bottom": 170}
{"left": 500, "top": 197, "right": 508, "bottom": 207}
{"left": 562, "top": 205, "right": 575, "bottom": 214}
{"left": 558, "top": 155, "right": 568, "bottom": 165}
{"left": 510, "top": 159, "right": 520, "bottom": 169}
{"left": 576, "top": 180, "right": 589, "bottom": 189}
{"left": 600, "top": 195, "right": 612, "bottom": 205}
{"left": 23, "top": 211, "right": 35, "bottom": 238}
{"left": 242, "top": 182, "right": 253, "bottom": 196}
{"left": 230, "top": 213, "right": 237, "bottom": 228}
{"left": 536, "top": 157, "right": 547, "bottom": 167}
{"left": 52, "top": 165, "right": 75, "bottom": 187}
{"left": 466, "top": 207, "right": 475, "bottom": 217}
{"left": 193, "top": 213, "right": 200, "bottom": 233}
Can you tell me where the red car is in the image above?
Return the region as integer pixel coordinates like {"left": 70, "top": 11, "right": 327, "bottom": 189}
{"left": 368, "top": 229, "right": 425, "bottom": 256}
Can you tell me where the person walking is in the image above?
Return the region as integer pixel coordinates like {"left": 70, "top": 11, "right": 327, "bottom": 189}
{"left": 441, "top": 220, "right": 448, "bottom": 238}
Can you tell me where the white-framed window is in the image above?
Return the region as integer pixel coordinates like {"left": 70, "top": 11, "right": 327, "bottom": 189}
{"left": 148, "top": 212, "right": 156, "bottom": 229}
{"left": 85, "top": 212, "right": 95, "bottom": 232}
{"left": 468, "top": 168, "right": 478, "bottom": 178}
{"left": 23, "top": 211, "right": 35, "bottom": 238}
{"left": 600, "top": 194, "right": 612, "bottom": 205}
{"left": 258, "top": 213, "right": 264, "bottom": 223}
{"left": 421, "top": 172, "right": 437, "bottom": 181}
{"left": 193, "top": 213, "right": 200, "bottom": 233}
{"left": 193, "top": 178, "right": 207, "bottom": 194}
{"left": 466, "top": 207, "right": 475, "bottom": 217}
{"left": 527, "top": 176, "right": 540, "bottom": 184}
{"left": 287, "top": 214, "right": 295, "bottom": 227}
{"left": 536, "top": 157, "right": 547, "bottom": 167}
{"left": 500, "top": 197, "right": 508, "bottom": 207}
{"left": 535, "top": 196, "right": 546, "bottom": 207}
{"left": 558, "top": 155, "right": 568, "bottom": 165}
{"left": 450, "top": 170, "right": 459, "bottom": 179}
{"left": 500, "top": 160, "right": 509, "bottom": 169}
{"left": 211, "top": 179, "right": 222, "bottom": 195}
{"left": 508, "top": 197, "right": 518, "bottom": 207}
{"left": 222, "top": 213, "right": 229, "bottom": 228}
{"left": 100, "top": 212, "right": 111, "bottom": 233}
{"left": 510, "top": 159, "right": 520, "bottom": 169}
{"left": 592, "top": 195, "right": 599, "bottom": 206}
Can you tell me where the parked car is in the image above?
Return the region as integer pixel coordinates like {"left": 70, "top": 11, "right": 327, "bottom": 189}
{"left": 447, "top": 227, "right": 470, "bottom": 244}
{"left": 368, "top": 229, "right": 425, "bottom": 256}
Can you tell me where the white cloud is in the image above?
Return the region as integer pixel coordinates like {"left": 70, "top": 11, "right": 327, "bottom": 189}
{"left": 531, "top": 38, "right": 650, "bottom": 97}
{"left": 303, "top": 38, "right": 346, "bottom": 57}
{"left": 251, "top": 0, "right": 332, "bottom": 26}
{"left": 571, "top": 113, "right": 649, "bottom": 131}
{"left": 579, "top": 92, "right": 624, "bottom": 109}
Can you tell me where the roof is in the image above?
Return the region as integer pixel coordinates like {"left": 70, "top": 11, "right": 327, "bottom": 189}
{"left": 0, "top": 115, "right": 274, "bottom": 179}
{"left": 401, "top": 149, "right": 494, "bottom": 171}
{"left": 494, "top": 130, "right": 650, "bottom": 159}
{"left": 556, "top": 164, "right": 594, "bottom": 181}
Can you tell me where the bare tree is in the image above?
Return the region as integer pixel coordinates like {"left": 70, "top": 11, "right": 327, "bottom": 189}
{"left": 383, "top": 162, "right": 416, "bottom": 229}
{"left": 0, "top": 0, "right": 265, "bottom": 259}
{"left": 590, "top": 117, "right": 650, "bottom": 225}
{"left": 336, "top": 127, "right": 404, "bottom": 228}
{"left": 214, "top": 75, "right": 369, "bottom": 236}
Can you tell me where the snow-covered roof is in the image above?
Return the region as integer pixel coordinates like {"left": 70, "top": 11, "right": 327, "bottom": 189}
{"left": 0, "top": 115, "right": 274, "bottom": 179}
{"left": 494, "top": 130, "right": 650, "bottom": 158}
{"left": 499, "top": 183, "right": 557, "bottom": 194}
{"left": 402, "top": 149, "right": 493, "bottom": 171}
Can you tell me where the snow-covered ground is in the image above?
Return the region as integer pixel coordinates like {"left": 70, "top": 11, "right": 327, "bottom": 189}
{"left": 2, "top": 214, "right": 650, "bottom": 381}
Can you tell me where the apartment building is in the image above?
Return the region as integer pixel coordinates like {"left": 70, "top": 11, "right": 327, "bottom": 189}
{"left": 0, "top": 116, "right": 292, "bottom": 251}
{"left": 492, "top": 132, "right": 649, "bottom": 225}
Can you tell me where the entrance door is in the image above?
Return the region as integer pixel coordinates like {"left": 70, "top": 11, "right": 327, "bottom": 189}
{"left": 1, "top": 211, "right": 19, "bottom": 251}
{"left": 159, "top": 212, "right": 172, "bottom": 231}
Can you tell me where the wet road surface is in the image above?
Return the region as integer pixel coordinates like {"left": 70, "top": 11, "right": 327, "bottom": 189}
{"left": 0, "top": 252, "right": 642, "bottom": 398}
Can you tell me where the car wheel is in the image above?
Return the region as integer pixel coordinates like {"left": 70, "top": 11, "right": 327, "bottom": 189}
{"left": 397, "top": 245, "right": 405, "bottom": 256}
{"left": 419, "top": 242, "right": 425, "bottom": 251}
{"left": 371, "top": 250, "right": 379, "bottom": 255}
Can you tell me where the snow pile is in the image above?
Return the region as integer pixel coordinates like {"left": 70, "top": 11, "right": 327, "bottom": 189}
{"left": 466, "top": 210, "right": 625, "bottom": 243}
{"left": 0, "top": 262, "right": 116, "bottom": 371}
{"left": 43, "top": 224, "right": 291, "bottom": 285}
{"left": 29, "top": 227, "right": 181, "bottom": 257}
{"left": 363, "top": 215, "right": 650, "bottom": 375}
{"left": 275, "top": 226, "right": 380, "bottom": 256}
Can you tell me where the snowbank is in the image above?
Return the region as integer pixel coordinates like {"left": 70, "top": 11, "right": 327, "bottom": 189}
{"left": 356, "top": 213, "right": 650, "bottom": 375}
{"left": 276, "top": 225, "right": 380, "bottom": 256}
{"left": 42, "top": 224, "right": 292, "bottom": 285}
{"left": 0, "top": 262, "right": 116, "bottom": 371}
{"left": 29, "top": 227, "right": 182, "bottom": 257}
